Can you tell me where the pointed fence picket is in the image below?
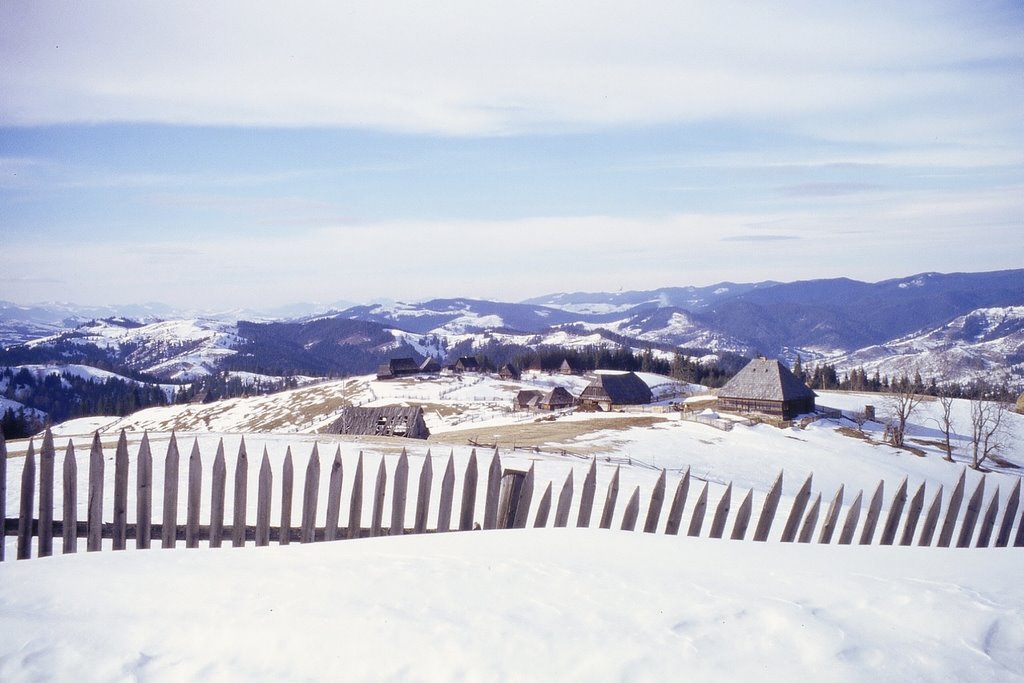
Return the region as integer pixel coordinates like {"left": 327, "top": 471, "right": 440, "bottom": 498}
{"left": 2, "top": 429, "right": 1023, "bottom": 561}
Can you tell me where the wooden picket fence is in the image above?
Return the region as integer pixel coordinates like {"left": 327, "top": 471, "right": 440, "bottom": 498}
{"left": 2, "top": 428, "right": 1023, "bottom": 562}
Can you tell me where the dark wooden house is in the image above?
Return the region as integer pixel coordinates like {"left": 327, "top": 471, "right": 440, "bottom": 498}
{"left": 455, "top": 357, "right": 480, "bottom": 373}
{"left": 716, "top": 358, "right": 816, "bottom": 420}
{"left": 376, "top": 357, "right": 421, "bottom": 380}
{"left": 539, "top": 386, "right": 576, "bottom": 411}
{"left": 559, "top": 359, "right": 578, "bottom": 375}
{"left": 325, "top": 406, "right": 430, "bottom": 439}
{"left": 579, "top": 372, "right": 653, "bottom": 411}
{"left": 514, "top": 389, "right": 544, "bottom": 410}
{"left": 498, "top": 363, "right": 521, "bottom": 380}
{"left": 419, "top": 357, "right": 441, "bottom": 374}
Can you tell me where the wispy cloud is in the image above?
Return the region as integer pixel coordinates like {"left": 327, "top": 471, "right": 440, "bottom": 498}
{"left": 778, "top": 183, "right": 883, "bottom": 197}
{"left": 721, "top": 234, "right": 800, "bottom": 242}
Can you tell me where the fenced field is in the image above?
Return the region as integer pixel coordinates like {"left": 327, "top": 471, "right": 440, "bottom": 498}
{"left": 2, "top": 429, "right": 1022, "bottom": 561}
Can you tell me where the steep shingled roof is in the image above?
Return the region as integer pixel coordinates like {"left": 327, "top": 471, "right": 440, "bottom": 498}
{"left": 581, "top": 372, "right": 653, "bottom": 405}
{"left": 718, "top": 358, "right": 816, "bottom": 402}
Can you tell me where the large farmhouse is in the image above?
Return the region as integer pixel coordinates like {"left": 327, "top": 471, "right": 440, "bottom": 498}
{"left": 376, "top": 357, "right": 421, "bottom": 381}
{"left": 579, "top": 372, "right": 652, "bottom": 411}
{"left": 325, "top": 406, "right": 430, "bottom": 439}
{"left": 716, "top": 357, "right": 816, "bottom": 420}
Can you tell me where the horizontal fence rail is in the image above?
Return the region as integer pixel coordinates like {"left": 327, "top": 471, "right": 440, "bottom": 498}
{"left": 2, "top": 429, "right": 1023, "bottom": 562}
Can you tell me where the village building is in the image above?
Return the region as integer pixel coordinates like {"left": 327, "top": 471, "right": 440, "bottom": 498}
{"left": 539, "top": 386, "right": 576, "bottom": 410}
{"left": 455, "top": 357, "right": 480, "bottom": 373}
{"left": 559, "top": 359, "right": 578, "bottom": 375}
{"left": 325, "top": 406, "right": 430, "bottom": 439}
{"left": 525, "top": 357, "right": 544, "bottom": 375}
{"left": 375, "top": 357, "right": 421, "bottom": 381}
{"left": 419, "top": 357, "right": 441, "bottom": 374}
{"left": 579, "top": 372, "right": 653, "bottom": 411}
{"left": 514, "top": 389, "right": 544, "bottom": 411}
{"left": 716, "top": 357, "right": 817, "bottom": 420}
{"left": 498, "top": 363, "right": 521, "bottom": 380}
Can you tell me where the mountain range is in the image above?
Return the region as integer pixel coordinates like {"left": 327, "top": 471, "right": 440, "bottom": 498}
{"left": 2, "top": 269, "right": 1023, "bottom": 389}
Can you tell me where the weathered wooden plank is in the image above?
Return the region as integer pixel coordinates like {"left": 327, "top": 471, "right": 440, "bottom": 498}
{"left": 413, "top": 450, "right": 433, "bottom": 534}
{"left": 899, "top": 482, "right": 927, "bottom": 546}
{"left": 598, "top": 466, "right": 620, "bottom": 530}
{"left": 16, "top": 439, "right": 36, "bottom": 560}
{"left": 300, "top": 443, "right": 321, "bottom": 543}
{"left": 879, "top": 477, "right": 909, "bottom": 546}
{"left": 0, "top": 431, "right": 6, "bottom": 561}
{"left": 232, "top": 438, "right": 249, "bottom": 548}
{"left": 161, "top": 434, "right": 180, "bottom": 549}
{"left": 709, "top": 483, "right": 732, "bottom": 539}
{"left": 730, "top": 488, "right": 753, "bottom": 540}
{"left": 858, "top": 481, "right": 885, "bottom": 545}
{"left": 534, "top": 482, "right": 553, "bottom": 528}
{"left": 837, "top": 490, "right": 863, "bottom": 545}
{"left": 937, "top": 469, "right": 966, "bottom": 548}
{"left": 643, "top": 469, "right": 667, "bottom": 534}
{"left": 1015, "top": 503, "right": 1024, "bottom": 547}
{"left": 995, "top": 478, "right": 1020, "bottom": 547}
{"left": 38, "top": 429, "right": 55, "bottom": 557}
{"left": 917, "top": 485, "right": 944, "bottom": 547}
{"left": 136, "top": 433, "right": 153, "bottom": 549}
{"left": 458, "top": 449, "right": 478, "bottom": 531}
{"left": 781, "top": 473, "right": 813, "bottom": 543}
{"left": 976, "top": 488, "right": 1000, "bottom": 548}
{"left": 753, "top": 471, "right": 784, "bottom": 542}
{"left": 553, "top": 469, "right": 574, "bottom": 528}
{"left": 512, "top": 464, "right": 535, "bottom": 529}
{"left": 324, "top": 448, "right": 344, "bottom": 541}
{"left": 390, "top": 449, "right": 410, "bottom": 536}
{"left": 62, "top": 440, "right": 77, "bottom": 555}
{"left": 347, "top": 452, "right": 364, "bottom": 539}
{"left": 665, "top": 467, "right": 691, "bottom": 536}
{"left": 483, "top": 450, "right": 501, "bottom": 530}
{"left": 186, "top": 439, "right": 203, "bottom": 548}
{"left": 621, "top": 486, "right": 641, "bottom": 531}
{"left": 370, "top": 457, "right": 386, "bottom": 537}
{"left": 209, "top": 439, "right": 226, "bottom": 548}
{"left": 497, "top": 469, "right": 526, "bottom": 529}
{"left": 576, "top": 459, "right": 597, "bottom": 529}
{"left": 955, "top": 476, "right": 986, "bottom": 548}
{"left": 87, "top": 432, "right": 104, "bottom": 552}
{"left": 687, "top": 482, "right": 709, "bottom": 537}
{"left": 279, "top": 448, "right": 294, "bottom": 545}
{"left": 255, "top": 449, "right": 272, "bottom": 547}
{"left": 436, "top": 453, "right": 455, "bottom": 533}
{"left": 797, "top": 493, "right": 821, "bottom": 544}
{"left": 817, "top": 485, "right": 844, "bottom": 544}
{"left": 112, "top": 430, "right": 129, "bottom": 551}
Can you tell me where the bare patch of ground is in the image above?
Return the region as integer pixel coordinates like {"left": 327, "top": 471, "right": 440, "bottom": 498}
{"left": 428, "top": 415, "right": 669, "bottom": 452}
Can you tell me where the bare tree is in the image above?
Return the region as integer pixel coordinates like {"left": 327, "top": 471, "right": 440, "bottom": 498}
{"left": 884, "top": 377, "right": 924, "bottom": 449}
{"left": 935, "top": 387, "right": 957, "bottom": 462}
{"left": 968, "top": 397, "right": 1008, "bottom": 469}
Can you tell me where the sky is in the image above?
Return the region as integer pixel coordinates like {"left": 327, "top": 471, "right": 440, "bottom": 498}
{"left": 1, "top": 1, "right": 1022, "bottom": 312}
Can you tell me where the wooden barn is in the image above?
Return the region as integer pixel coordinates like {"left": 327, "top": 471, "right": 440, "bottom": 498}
{"left": 716, "top": 357, "right": 816, "bottom": 420}
{"left": 539, "top": 386, "right": 576, "bottom": 410}
{"left": 498, "top": 363, "right": 521, "bottom": 380}
{"left": 454, "top": 357, "right": 480, "bottom": 373}
{"left": 514, "top": 389, "right": 543, "bottom": 410}
{"left": 559, "top": 359, "right": 578, "bottom": 375}
{"left": 579, "top": 372, "right": 653, "bottom": 411}
{"left": 325, "top": 406, "right": 430, "bottom": 439}
{"left": 419, "top": 357, "right": 441, "bottom": 374}
{"left": 376, "top": 357, "right": 421, "bottom": 380}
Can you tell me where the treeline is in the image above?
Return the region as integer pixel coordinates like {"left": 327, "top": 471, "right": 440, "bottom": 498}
{"left": 172, "top": 371, "right": 299, "bottom": 403}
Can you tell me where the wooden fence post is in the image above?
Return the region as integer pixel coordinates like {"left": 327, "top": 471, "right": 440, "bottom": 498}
{"left": 113, "top": 431, "right": 129, "bottom": 550}
{"left": 937, "top": 469, "right": 966, "bottom": 548}
{"left": 553, "top": 469, "right": 574, "bottom": 528}
{"left": 620, "top": 486, "right": 640, "bottom": 531}
{"left": 437, "top": 453, "right": 454, "bottom": 533}
{"left": 232, "top": 438, "right": 249, "bottom": 548}
{"left": 162, "top": 434, "right": 180, "bottom": 549}
{"left": 256, "top": 449, "right": 272, "bottom": 547}
{"left": 995, "top": 479, "right": 1020, "bottom": 548}
{"left": 16, "top": 439, "right": 36, "bottom": 560}
{"left": 483, "top": 450, "right": 501, "bottom": 530}
{"left": 780, "top": 473, "right": 813, "bottom": 543}
{"left": 576, "top": 459, "right": 597, "bottom": 529}
{"left": 136, "top": 433, "right": 153, "bottom": 549}
{"left": 598, "top": 466, "right": 620, "bottom": 530}
{"left": 280, "top": 448, "right": 294, "bottom": 545}
{"left": 62, "top": 440, "right": 77, "bottom": 554}
{"left": 87, "top": 432, "right": 103, "bottom": 552}
{"left": 413, "top": 450, "right": 433, "bottom": 534}
{"left": 512, "top": 464, "right": 535, "bottom": 529}
{"left": 390, "top": 449, "right": 409, "bottom": 536}
{"left": 347, "top": 452, "right": 364, "bottom": 539}
{"left": 370, "top": 458, "right": 386, "bottom": 537}
{"left": 301, "top": 443, "right": 321, "bottom": 543}
{"left": 879, "top": 477, "right": 908, "bottom": 546}
{"left": 210, "top": 439, "right": 226, "bottom": 548}
{"left": 665, "top": 467, "right": 691, "bottom": 536}
{"left": 458, "top": 449, "right": 478, "bottom": 531}
{"left": 917, "top": 485, "right": 944, "bottom": 547}
{"left": 534, "top": 482, "right": 553, "bottom": 528}
{"left": 797, "top": 493, "right": 821, "bottom": 543}
{"left": 976, "top": 488, "right": 1000, "bottom": 548}
{"left": 837, "top": 490, "right": 863, "bottom": 545}
{"left": 730, "top": 488, "right": 753, "bottom": 540}
{"left": 709, "top": 483, "right": 732, "bottom": 539}
{"left": 186, "top": 439, "right": 203, "bottom": 548}
{"left": 643, "top": 470, "right": 667, "bottom": 534}
{"left": 325, "top": 448, "right": 344, "bottom": 541}
{"left": 858, "top": 481, "right": 884, "bottom": 545}
{"left": 38, "top": 429, "right": 54, "bottom": 558}
{"left": 753, "top": 471, "right": 783, "bottom": 542}
{"left": 818, "top": 485, "right": 844, "bottom": 544}
{"left": 956, "top": 476, "right": 986, "bottom": 548}
{"left": 687, "top": 482, "right": 709, "bottom": 537}
{"left": 899, "top": 482, "right": 926, "bottom": 546}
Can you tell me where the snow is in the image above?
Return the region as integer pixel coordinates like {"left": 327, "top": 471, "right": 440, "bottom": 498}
{"left": 0, "top": 531, "right": 1021, "bottom": 681}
